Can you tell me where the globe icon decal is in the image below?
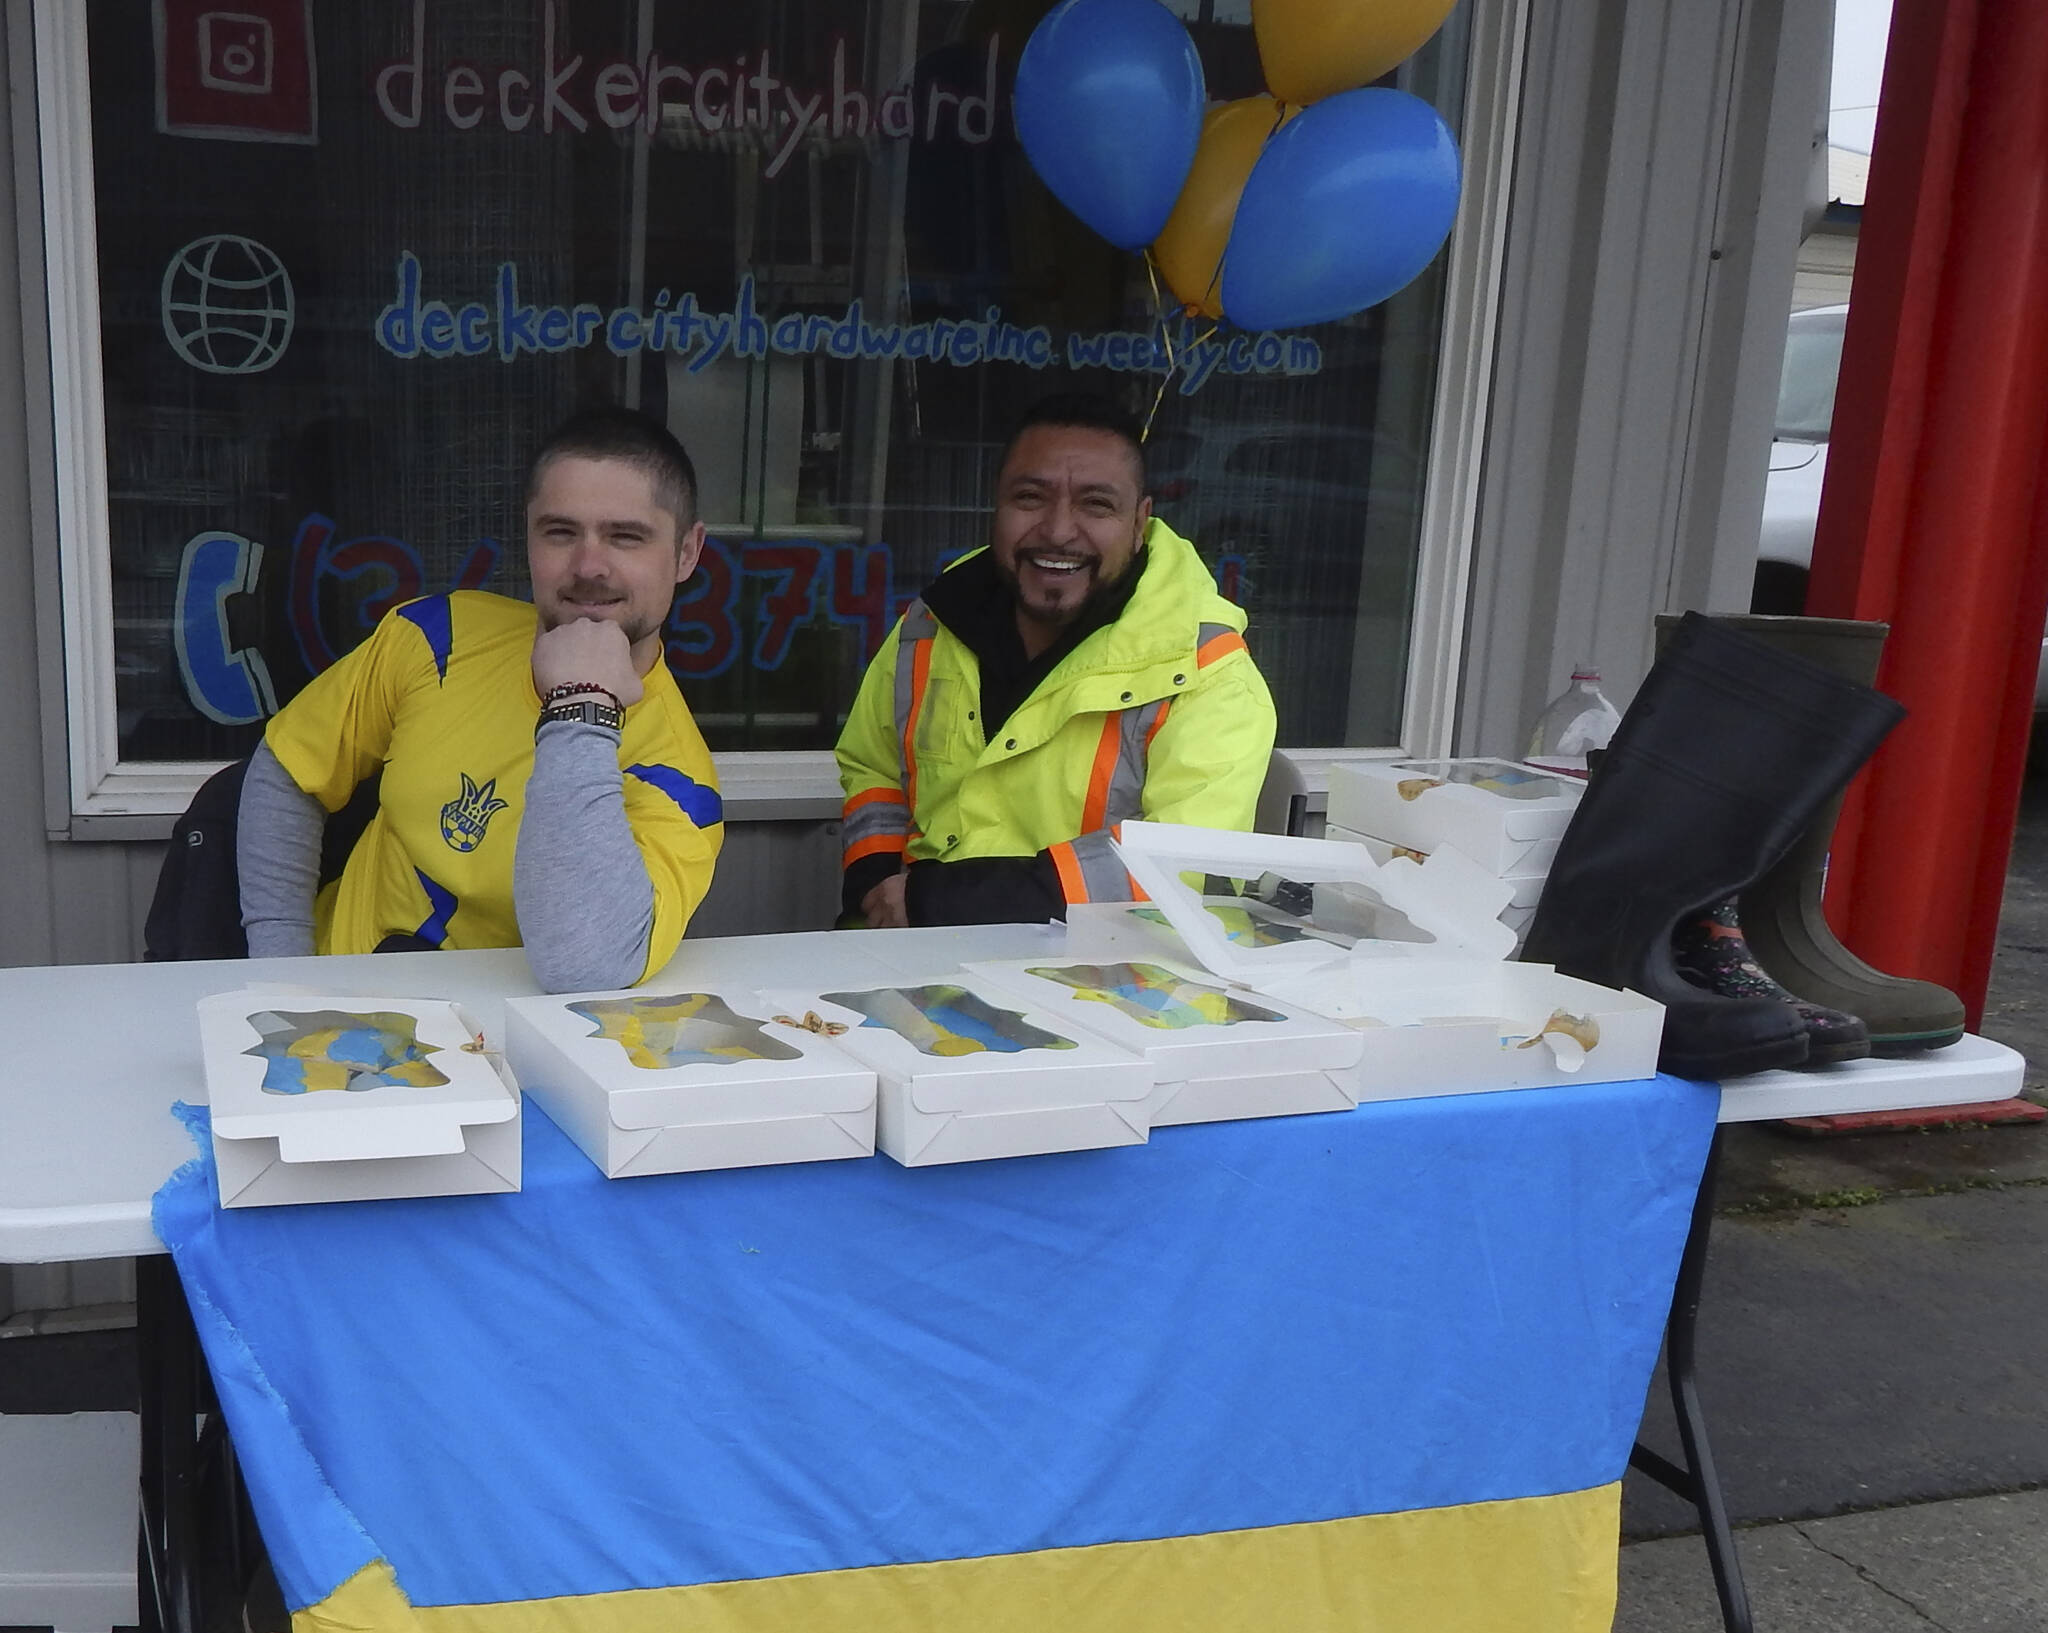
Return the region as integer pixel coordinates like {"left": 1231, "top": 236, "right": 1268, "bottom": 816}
{"left": 160, "top": 235, "right": 296, "bottom": 375}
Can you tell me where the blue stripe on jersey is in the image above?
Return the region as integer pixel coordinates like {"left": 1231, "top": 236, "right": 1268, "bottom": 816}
{"left": 398, "top": 597, "right": 454, "bottom": 683}
{"left": 411, "top": 869, "right": 458, "bottom": 947}
{"left": 626, "top": 763, "right": 723, "bottom": 828}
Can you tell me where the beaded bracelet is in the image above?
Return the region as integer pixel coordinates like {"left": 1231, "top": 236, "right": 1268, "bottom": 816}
{"left": 536, "top": 698, "right": 624, "bottom": 736}
{"left": 540, "top": 681, "right": 621, "bottom": 712}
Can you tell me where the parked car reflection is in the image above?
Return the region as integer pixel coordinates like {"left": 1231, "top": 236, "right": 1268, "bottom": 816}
{"left": 1152, "top": 420, "right": 1425, "bottom": 744}
{"left": 1756, "top": 304, "right": 2048, "bottom": 716}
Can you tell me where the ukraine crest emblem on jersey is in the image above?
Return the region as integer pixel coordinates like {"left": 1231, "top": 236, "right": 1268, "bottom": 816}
{"left": 440, "top": 773, "right": 509, "bottom": 852}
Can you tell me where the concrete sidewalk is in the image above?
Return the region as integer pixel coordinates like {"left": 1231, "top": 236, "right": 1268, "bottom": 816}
{"left": 1609, "top": 770, "right": 2048, "bottom": 1630}
{"left": 1617, "top": 1488, "right": 2048, "bottom": 1632}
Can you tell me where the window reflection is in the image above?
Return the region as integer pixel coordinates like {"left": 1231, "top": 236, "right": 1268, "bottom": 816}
{"left": 87, "top": 0, "right": 1464, "bottom": 759}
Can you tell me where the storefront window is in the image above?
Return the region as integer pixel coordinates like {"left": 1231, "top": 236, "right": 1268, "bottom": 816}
{"left": 76, "top": 0, "right": 1468, "bottom": 764}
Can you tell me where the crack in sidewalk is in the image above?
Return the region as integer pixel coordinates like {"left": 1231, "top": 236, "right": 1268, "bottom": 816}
{"left": 1792, "top": 1523, "right": 1953, "bottom": 1630}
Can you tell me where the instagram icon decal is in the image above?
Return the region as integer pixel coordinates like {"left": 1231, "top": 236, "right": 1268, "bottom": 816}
{"left": 154, "top": 0, "right": 318, "bottom": 145}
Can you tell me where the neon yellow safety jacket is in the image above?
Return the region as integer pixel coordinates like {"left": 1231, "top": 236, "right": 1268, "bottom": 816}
{"left": 835, "top": 520, "right": 1277, "bottom": 904}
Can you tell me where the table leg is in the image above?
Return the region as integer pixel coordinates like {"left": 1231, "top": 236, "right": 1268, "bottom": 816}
{"left": 136, "top": 1254, "right": 203, "bottom": 1633}
{"left": 1628, "top": 1129, "right": 1754, "bottom": 1633}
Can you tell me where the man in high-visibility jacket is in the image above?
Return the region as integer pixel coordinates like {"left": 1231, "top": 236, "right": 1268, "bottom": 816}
{"left": 835, "top": 393, "right": 1277, "bottom": 928}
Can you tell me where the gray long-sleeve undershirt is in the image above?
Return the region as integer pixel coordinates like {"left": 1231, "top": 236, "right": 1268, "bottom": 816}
{"left": 238, "top": 725, "right": 653, "bottom": 991}
{"left": 238, "top": 743, "right": 323, "bottom": 959}
{"left": 514, "top": 720, "right": 654, "bottom": 991}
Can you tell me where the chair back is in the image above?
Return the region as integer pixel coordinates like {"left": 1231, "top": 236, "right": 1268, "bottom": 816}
{"left": 144, "top": 759, "right": 252, "bottom": 961}
{"left": 1254, "top": 749, "right": 1308, "bottom": 836}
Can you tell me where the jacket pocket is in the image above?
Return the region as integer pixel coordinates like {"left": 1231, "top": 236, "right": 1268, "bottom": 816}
{"left": 914, "top": 676, "right": 974, "bottom": 764}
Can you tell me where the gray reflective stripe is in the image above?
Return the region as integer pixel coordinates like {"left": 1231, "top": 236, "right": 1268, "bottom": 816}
{"left": 890, "top": 601, "right": 938, "bottom": 768}
{"left": 1197, "top": 621, "right": 1232, "bottom": 646}
{"left": 1065, "top": 828, "right": 1136, "bottom": 902}
{"left": 1101, "top": 699, "right": 1169, "bottom": 828}
{"left": 841, "top": 800, "right": 911, "bottom": 847}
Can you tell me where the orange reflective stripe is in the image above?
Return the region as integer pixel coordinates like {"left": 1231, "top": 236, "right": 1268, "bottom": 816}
{"left": 844, "top": 832, "right": 909, "bottom": 865}
{"left": 1049, "top": 841, "right": 1088, "bottom": 904}
{"left": 1081, "top": 714, "right": 1122, "bottom": 834}
{"left": 901, "top": 638, "right": 933, "bottom": 811}
{"left": 844, "top": 785, "right": 908, "bottom": 814}
{"left": 1197, "top": 629, "right": 1247, "bottom": 668}
{"left": 1144, "top": 697, "right": 1172, "bottom": 753}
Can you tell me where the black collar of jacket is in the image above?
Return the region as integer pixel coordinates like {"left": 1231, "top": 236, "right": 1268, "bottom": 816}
{"left": 920, "top": 546, "right": 1149, "bottom": 739}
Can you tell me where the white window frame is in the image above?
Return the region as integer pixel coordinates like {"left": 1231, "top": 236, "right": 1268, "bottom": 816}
{"left": 29, "top": 0, "right": 1525, "bottom": 838}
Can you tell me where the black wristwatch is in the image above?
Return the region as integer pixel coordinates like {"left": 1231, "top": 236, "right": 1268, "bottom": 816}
{"left": 536, "top": 698, "right": 623, "bottom": 735}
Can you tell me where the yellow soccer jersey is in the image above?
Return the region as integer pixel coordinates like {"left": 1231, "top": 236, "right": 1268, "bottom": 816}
{"left": 264, "top": 591, "right": 722, "bottom": 980}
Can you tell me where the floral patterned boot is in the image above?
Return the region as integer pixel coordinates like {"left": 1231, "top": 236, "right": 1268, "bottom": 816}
{"left": 1671, "top": 898, "right": 1870, "bottom": 1067}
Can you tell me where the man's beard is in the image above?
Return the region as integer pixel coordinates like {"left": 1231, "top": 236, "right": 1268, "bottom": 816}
{"left": 997, "top": 543, "right": 1145, "bottom": 630}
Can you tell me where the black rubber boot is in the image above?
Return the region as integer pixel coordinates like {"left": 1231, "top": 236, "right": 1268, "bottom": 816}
{"left": 1522, "top": 613, "right": 1906, "bottom": 1080}
{"left": 1679, "top": 615, "right": 1966, "bottom": 1054}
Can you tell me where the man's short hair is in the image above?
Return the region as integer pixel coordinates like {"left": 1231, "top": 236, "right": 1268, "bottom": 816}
{"left": 1001, "top": 393, "right": 1149, "bottom": 495}
{"left": 528, "top": 407, "right": 700, "bottom": 531}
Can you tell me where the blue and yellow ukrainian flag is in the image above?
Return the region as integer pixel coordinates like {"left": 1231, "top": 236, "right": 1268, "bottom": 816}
{"left": 154, "top": 1074, "right": 1716, "bottom": 1633}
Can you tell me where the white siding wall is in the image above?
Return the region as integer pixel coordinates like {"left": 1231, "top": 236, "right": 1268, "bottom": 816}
{"left": 1793, "top": 226, "right": 1858, "bottom": 310}
{"left": 0, "top": 7, "right": 78, "bottom": 972}
{"left": 1, "top": 1260, "right": 135, "bottom": 1331}
{"left": 1456, "top": 0, "right": 1832, "bottom": 752}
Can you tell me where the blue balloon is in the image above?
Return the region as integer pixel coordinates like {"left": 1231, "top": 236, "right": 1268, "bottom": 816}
{"left": 1220, "top": 88, "right": 1461, "bottom": 332}
{"left": 1013, "top": 0, "right": 1206, "bottom": 251}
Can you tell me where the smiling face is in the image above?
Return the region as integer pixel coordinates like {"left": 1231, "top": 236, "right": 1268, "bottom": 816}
{"left": 526, "top": 454, "right": 704, "bottom": 668}
{"left": 990, "top": 424, "right": 1152, "bottom": 653}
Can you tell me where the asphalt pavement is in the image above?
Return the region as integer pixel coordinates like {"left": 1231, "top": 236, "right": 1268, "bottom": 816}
{"left": 1615, "top": 766, "right": 2048, "bottom": 1631}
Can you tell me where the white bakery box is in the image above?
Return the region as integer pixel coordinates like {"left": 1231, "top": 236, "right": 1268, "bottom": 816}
{"left": 965, "top": 955, "right": 1364, "bottom": 1127}
{"left": 759, "top": 974, "right": 1154, "bottom": 1167}
{"left": 1326, "top": 826, "right": 1548, "bottom": 944}
{"left": 1257, "top": 960, "right": 1663, "bottom": 1100}
{"left": 1325, "top": 758, "right": 1583, "bottom": 877}
{"left": 502, "top": 986, "right": 877, "bottom": 1178}
{"left": 196, "top": 992, "right": 521, "bottom": 1208}
{"left": 1099, "top": 824, "right": 1664, "bottom": 1099}
{"left": 1110, "top": 820, "right": 1521, "bottom": 980}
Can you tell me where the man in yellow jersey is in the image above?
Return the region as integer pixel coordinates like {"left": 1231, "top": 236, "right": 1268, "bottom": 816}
{"left": 238, "top": 408, "right": 723, "bottom": 990}
{"left": 836, "top": 394, "right": 1276, "bottom": 928}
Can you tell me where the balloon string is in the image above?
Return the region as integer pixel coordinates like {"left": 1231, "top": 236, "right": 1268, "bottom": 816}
{"left": 1143, "top": 368, "right": 1171, "bottom": 440}
{"left": 1141, "top": 251, "right": 1180, "bottom": 441}
{"left": 1143, "top": 250, "right": 1169, "bottom": 355}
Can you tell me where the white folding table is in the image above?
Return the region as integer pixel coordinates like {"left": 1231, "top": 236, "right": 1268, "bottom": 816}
{"left": 0, "top": 927, "right": 1059, "bottom": 1633}
{"left": 0, "top": 930, "right": 2022, "bottom": 1633}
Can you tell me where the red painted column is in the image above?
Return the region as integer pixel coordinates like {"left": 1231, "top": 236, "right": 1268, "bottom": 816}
{"left": 1805, "top": 0, "right": 2048, "bottom": 1025}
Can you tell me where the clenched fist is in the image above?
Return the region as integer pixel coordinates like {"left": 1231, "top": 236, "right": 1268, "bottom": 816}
{"left": 533, "top": 616, "right": 644, "bottom": 707}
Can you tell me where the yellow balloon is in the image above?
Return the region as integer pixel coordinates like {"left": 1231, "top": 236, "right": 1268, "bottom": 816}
{"left": 1152, "top": 95, "right": 1290, "bottom": 320}
{"left": 1252, "top": 0, "right": 1457, "bottom": 107}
